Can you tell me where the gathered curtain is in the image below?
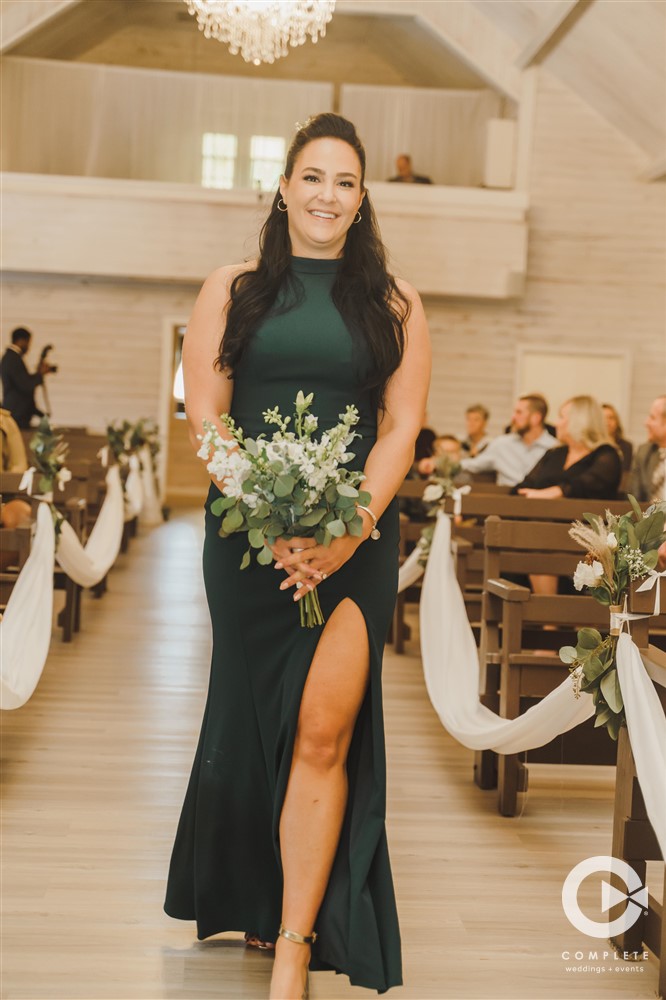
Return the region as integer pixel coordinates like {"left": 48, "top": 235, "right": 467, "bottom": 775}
{"left": 1, "top": 56, "right": 332, "bottom": 187}
{"left": 339, "top": 83, "right": 501, "bottom": 186}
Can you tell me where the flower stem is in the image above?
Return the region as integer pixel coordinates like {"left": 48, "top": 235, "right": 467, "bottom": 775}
{"left": 300, "top": 588, "right": 325, "bottom": 628}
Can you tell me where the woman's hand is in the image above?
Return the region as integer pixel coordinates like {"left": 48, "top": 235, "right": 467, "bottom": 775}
{"left": 517, "top": 486, "right": 564, "bottom": 499}
{"left": 272, "top": 534, "right": 363, "bottom": 601}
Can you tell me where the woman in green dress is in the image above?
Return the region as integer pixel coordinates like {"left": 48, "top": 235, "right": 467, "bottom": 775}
{"left": 165, "top": 114, "right": 431, "bottom": 999}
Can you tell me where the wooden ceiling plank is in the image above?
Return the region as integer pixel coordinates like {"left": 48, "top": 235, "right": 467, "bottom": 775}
{"left": 0, "top": 0, "right": 82, "bottom": 53}
{"left": 515, "top": 0, "right": 594, "bottom": 70}
{"left": 640, "top": 153, "right": 666, "bottom": 182}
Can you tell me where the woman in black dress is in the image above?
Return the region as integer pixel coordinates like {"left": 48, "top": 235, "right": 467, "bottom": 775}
{"left": 514, "top": 395, "right": 622, "bottom": 596}
{"left": 164, "top": 114, "right": 431, "bottom": 999}
{"left": 514, "top": 395, "right": 622, "bottom": 500}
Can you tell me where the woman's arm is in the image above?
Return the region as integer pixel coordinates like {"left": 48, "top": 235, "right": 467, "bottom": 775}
{"left": 356, "top": 279, "right": 432, "bottom": 531}
{"left": 275, "top": 280, "right": 431, "bottom": 594}
{"left": 182, "top": 264, "right": 246, "bottom": 482}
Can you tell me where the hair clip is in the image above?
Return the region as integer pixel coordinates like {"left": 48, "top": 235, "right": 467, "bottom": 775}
{"left": 294, "top": 116, "right": 314, "bottom": 132}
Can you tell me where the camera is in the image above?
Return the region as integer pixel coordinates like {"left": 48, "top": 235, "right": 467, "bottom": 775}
{"left": 40, "top": 344, "right": 58, "bottom": 374}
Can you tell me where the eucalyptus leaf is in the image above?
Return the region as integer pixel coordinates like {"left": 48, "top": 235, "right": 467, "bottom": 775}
{"left": 559, "top": 646, "right": 578, "bottom": 664}
{"left": 594, "top": 707, "right": 612, "bottom": 728}
{"left": 627, "top": 493, "right": 643, "bottom": 522}
{"left": 577, "top": 627, "right": 603, "bottom": 650}
{"left": 327, "top": 519, "right": 346, "bottom": 538}
{"left": 582, "top": 655, "right": 607, "bottom": 682}
{"left": 274, "top": 475, "right": 296, "bottom": 498}
{"left": 299, "top": 509, "right": 326, "bottom": 527}
{"left": 248, "top": 527, "right": 265, "bottom": 549}
{"left": 240, "top": 549, "right": 251, "bottom": 570}
{"left": 337, "top": 483, "right": 359, "bottom": 498}
{"left": 607, "top": 714, "right": 621, "bottom": 741}
{"left": 222, "top": 507, "right": 244, "bottom": 533}
{"left": 589, "top": 586, "right": 611, "bottom": 605}
{"left": 358, "top": 490, "right": 372, "bottom": 506}
{"left": 256, "top": 545, "right": 274, "bottom": 566}
{"left": 600, "top": 668, "right": 623, "bottom": 714}
{"left": 643, "top": 548, "right": 659, "bottom": 569}
{"left": 348, "top": 519, "right": 363, "bottom": 537}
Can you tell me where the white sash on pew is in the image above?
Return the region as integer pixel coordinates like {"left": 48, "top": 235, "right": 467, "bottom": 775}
{"left": 124, "top": 453, "right": 143, "bottom": 522}
{"left": 137, "top": 445, "right": 163, "bottom": 526}
{"left": 1, "top": 503, "right": 55, "bottom": 711}
{"left": 420, "top": 512, "right": 596, "bottom": 754}
{"left": 616, "top": 634, "right": 666, "bottom": 858}
{"left": 55, "top": 464, "right": 125, "bottom": 587}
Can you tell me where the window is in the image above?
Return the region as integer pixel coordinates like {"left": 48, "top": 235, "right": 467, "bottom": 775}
{"left": 250, "top": 135, "right": 286, "bottom": 192}
{"left": 201, "top": 132, "right": 237, "bottom": 189}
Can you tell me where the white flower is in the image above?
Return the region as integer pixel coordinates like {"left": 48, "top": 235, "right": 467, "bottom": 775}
{"left": 606, "top": 532, "right": 618, "bottom": 550}
{"left": 573, "top": 560, "right": 605, "bottom": 591}
{"left": 56, "top": 467, "right": 72, "bottom": 491}
{"left": 422, "top": 483, "right": 444, "bottom": 503}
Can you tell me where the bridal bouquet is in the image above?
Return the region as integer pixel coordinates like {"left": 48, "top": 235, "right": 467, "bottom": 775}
{"left": 559, "top": 497, "right": 665, "bottom": 739}
{"left": 197, "top": 391, "right": 371, "bottom": 628}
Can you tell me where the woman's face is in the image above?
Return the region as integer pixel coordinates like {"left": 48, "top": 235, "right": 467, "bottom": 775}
{"left": 603, "top": 406, "right": 618, "bottom": 436}
{"left": 556, "top": 403, "right": 571, "bottom": 445}
{"left": 279, "top": 137, "right": 364, "bottom": 258}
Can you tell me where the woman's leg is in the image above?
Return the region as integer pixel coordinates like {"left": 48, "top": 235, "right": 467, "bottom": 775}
{"left": 269, "top": 599, "right": 370, "bottom": 1000}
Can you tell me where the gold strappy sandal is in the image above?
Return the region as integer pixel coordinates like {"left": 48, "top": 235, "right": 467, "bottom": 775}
{"left": 277, "top": 925, "right": 316, "bottom": 1000}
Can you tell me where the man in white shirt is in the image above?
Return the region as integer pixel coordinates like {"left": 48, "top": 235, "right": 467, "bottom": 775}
{"left": 460, "top": 395, "right": 558, "bottom": 487}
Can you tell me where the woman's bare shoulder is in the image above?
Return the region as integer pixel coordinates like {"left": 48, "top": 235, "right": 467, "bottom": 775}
{"left": 204, "top": 259, "right": 258, "bottom": 293}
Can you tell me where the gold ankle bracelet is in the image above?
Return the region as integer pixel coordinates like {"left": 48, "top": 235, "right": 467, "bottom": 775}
{"left": 278, "top": 924, "right": 317, "bottom": 945}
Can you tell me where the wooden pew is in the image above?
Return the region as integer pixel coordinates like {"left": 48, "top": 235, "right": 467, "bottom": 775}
{"left": 610, "top": 579, "right": 665, "bottom": 996}
{"left": 479, "top": 515, "right": 619, "bottom": 815}
{"left": 0, "top": 520, "right": 33, "bottom": 609}
{"left": 392, "top": 482, "right": 630, "bottom": 653}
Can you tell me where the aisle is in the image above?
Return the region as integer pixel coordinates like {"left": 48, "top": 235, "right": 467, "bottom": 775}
{"left": 1, "top": 509, "right": 661, "bottom": 1000}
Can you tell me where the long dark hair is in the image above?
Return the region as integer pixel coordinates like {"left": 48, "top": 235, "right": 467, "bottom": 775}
{"left": 216, "top": 113, "right": 410, "bottom": 411}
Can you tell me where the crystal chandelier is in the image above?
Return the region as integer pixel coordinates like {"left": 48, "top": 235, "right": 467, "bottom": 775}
{"left": 184, "top": 1, "right": 336, "bottom": 66}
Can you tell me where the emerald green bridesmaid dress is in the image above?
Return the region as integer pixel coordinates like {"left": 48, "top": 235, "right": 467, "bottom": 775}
{"left": 164, "top": 256, "right": 402, "bottom": 993}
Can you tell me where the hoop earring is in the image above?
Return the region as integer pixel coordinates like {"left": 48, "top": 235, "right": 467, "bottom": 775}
{"left": 353, "top": 211, "right": 362, "bottom": 224}
{"left": 277, "top": 198, "right": 288, "bottom": 212}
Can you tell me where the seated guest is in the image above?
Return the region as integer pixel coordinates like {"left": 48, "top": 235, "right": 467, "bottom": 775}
{"left": 388, "top": 154, "right": 433, "bottom": 184}
{"left": 414, "top": 420, "right": 437, "bottom": 462}
{"left": 461, "top": 405, "right": 490, "bottom": 457}
{"left": 602, "top": 403, "right": 633, "bottom": 471}
{"left": 514, "top": 396, "right": 622, "bottom": 499}
{"left": 0, "top": 406, "right": 28, "bottom": 473}
{"left": 417, "top": 434, "right": 462, "bottom": 476}
{"left": 0, "top": 498, "right": 32, "bottom": 571}
{"left": 460, "top": 395, "right": 557, "bottom": 487}
{"left": 504, "top": 392, "right": 556, "bottom": 438}
{"left": 631, "top": 395, "right": 666, "bottom": 502}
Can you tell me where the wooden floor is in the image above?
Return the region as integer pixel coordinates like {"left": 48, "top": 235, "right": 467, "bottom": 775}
{"left": 2, "top": 509, "right": 663, "bottom": 1000}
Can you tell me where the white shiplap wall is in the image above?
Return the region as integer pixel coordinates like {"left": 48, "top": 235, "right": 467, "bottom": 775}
{"left": 2, "top": 71, "right": 664, "bottom": 455}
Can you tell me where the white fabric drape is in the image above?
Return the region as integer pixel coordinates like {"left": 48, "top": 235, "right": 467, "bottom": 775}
{"left": 616, "top": 634, "right": 666, "bottom": 857}
{"left": 340, "top": 84, "right": 501, "bottom": 186}
{"left": 1, "top": 503, "right": 55, "bottom": 711}
{"left": 419, "top": 513, "right": 596, "bottom": 753}
{"left": 1, "top": 57, "right": 332, "bottom": 186}
{"left": 55, "top": 465, "right": 125, "bottom": 588}
{"left": 397, "top": 546, "right": 425, "bottom": 593}
{"left": 123, "top": 454, "right": 143, "bottom": 522}
{"left": 138, "top": 446, "right": 163, "bottom": 526}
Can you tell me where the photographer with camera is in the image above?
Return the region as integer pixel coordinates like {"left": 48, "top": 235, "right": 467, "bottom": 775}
{"left": 0, "top": 327, "right": 57, "bottom": 429}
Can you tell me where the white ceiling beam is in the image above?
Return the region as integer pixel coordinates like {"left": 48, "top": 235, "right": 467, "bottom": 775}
{"left": 640, "top": 154, "right": 666, "bottom": 183}
{"left": 515, "top": 0, "right": 594, "bottom": 70}
{"left": 336, "top": 0, "right": 522, "bottom": 100}
{"left": 0, "top": 0, "right": 81, "bottom": 53}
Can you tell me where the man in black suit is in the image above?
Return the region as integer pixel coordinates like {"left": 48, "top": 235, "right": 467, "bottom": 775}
{"left": 388, "top": 154, "right": 433, "bottom": 184}
{"left": 0, "top": 327, "right": 51, "bottom": 429}
{"left": 631, "top": 395, "right": 666, "bottom": 502}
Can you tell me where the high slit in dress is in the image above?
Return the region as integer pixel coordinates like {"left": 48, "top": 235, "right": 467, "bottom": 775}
{"left": 164, "top": 255, "right": 403, "bottom": 993}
